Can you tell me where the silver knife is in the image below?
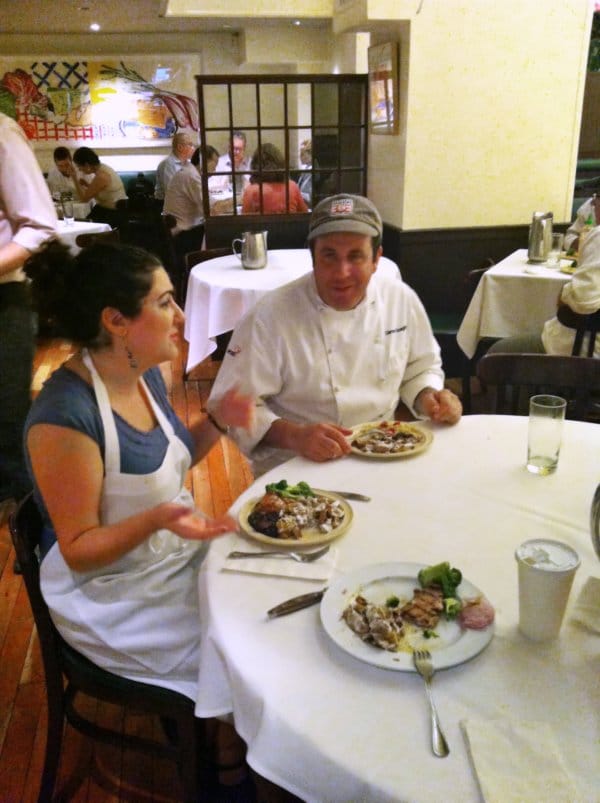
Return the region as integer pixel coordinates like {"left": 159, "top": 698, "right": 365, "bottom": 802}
{"left": 267, "top": 588, "right": 327, "bottom": 618}
{"left": 329, "top": 491, "right": 371, "bottom": 502}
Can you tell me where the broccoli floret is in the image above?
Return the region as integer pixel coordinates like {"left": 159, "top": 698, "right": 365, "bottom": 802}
{"left": 386, "top": 595, "right": 400, "bottom": 608}
{"left": 418, "top": 561, "right": 462, "bottom": 598}
{"left": 265, "top": 479, "right": 315, "bottom": 499}
{"left": 443, "top": 597, "right": 462, "bottom": 620}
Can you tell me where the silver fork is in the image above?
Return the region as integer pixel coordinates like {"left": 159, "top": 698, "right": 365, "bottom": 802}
{"left": 227, "top": 545, "right": 330, "bottom": 563}
{"left": 413, "top": 649, "right": 450, "bottom": 758}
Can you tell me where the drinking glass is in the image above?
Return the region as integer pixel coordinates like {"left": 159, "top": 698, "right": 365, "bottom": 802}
{"left": 526, "top": 394, "right": 566, "bottom": 475}
{"left": 61, "top": 198, "right": 74, "bottom": 226}
{"left": 546, "top": 233, "right": 564, "bottom": 267}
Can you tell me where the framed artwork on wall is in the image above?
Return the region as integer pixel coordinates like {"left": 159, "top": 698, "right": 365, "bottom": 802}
{"left": 368, "top": 42, "right": 399, "bottom": 135}
{"left": 0, "top": 55, "right": 199, "bottom": 147}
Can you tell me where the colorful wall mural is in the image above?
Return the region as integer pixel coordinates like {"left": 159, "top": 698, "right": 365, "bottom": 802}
{"left": 0, "top": 56, "right": 199, "bottom": 147}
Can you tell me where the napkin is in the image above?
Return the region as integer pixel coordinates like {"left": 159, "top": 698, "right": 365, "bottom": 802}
{"left": 461, "top": 718, "right": 583, "bottom": 803}
{"left": 222, "top": 547, "right": 338, "bottom": 582}
{"left": 571, "top": 576, "right": 600, "bottom": 633}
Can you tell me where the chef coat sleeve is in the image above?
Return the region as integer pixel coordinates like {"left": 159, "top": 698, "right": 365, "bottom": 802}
{"left": 560, "top": 227, "right": 600, "bottom": 314}
{"left": 208, "top": 308, "right": 284, "bottom": 455}
{"left": 397, "top": 289, "right": 445, "bottom": 417}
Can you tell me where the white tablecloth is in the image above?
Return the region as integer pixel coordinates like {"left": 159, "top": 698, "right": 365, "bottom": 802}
{"left": 457, "top": 249, "right": 571, "bottom": 359}
{"left": 183, "top": 248, "right": 401, "bottom": 370}
{"left": 196, "top": 415, "right": 600, "bottom": 803}
{"left": 55, "top": 220, "right": 112, "bottom": 253}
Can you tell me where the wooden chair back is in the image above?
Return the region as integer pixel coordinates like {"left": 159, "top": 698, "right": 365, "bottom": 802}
{"left": 556, "top": 305, "right": 600, "bottom": 357}
{"left": 74, "top": 228, "right": 120, "bottom": 248}
{"left": 184, "top": 246, "right": 231, "bottom": 270}
{"left": 476, "top": 353, "right": 600, "bottom": 421}
{"left": 9, "top": 493, "right": 203, "bottom": 803}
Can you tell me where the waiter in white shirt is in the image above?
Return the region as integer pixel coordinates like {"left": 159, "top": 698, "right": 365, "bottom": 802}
{"left": 0, "top": 112, "right": 57, "bottom": 521}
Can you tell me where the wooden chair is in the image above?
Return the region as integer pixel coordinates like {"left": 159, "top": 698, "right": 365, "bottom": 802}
{"left": 556, "top": 305, "right": 600, "bottom": 357}
{"left": 476, "top": 353, "right": 600, "bottom": 421}
{"left": 74, "top": 228, "right": 120, "bottom": 248}
{"left": 9, "top": 493, "right": 205, "bottom": 803}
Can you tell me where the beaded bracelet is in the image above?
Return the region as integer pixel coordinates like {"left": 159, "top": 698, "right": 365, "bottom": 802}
{"left": 207, "top": 412, "right": 229, "bottom": 435}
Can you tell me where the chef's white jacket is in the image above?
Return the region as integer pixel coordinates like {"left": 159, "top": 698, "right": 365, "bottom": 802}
{"left": 209, "top": 269, "right": 444, "bottom": 475}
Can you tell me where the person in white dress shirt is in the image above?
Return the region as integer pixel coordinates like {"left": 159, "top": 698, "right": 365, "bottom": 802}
{"left": 154, "top": 132, "right": 196, "bottom": 201}
{"left": 208, "top": 193, "right": 462, "bottom": 476}
{"left": 46, "top": 147, "right": 92, "bottom": 218}
{"left": 0, "top": 111, "right": 57, "bottom": 521}
{"left": 208, "top": 130, "right": 251, "bottom": 198}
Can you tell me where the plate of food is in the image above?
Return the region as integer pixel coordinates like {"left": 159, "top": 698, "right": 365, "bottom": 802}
{"left": 238, "top": 480, "right": 353, "bottom": 547}
{"left": 320, "top": 561, "right": 495, "bottom": 671}
{"left": 348, "top": 420, "right": 433, "bottom": 458}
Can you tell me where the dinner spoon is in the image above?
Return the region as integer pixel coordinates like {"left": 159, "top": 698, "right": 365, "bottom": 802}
{"left": 227, "top": 545, "right": 330, "bottom": 563}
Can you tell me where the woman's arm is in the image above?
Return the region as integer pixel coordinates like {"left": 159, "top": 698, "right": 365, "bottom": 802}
{"left": 70, "top": 166, "right": 110, "bottom": 203}
{"left": 27, "top": 423, "right": 233, "bottom": 572}
{"left": 189, "top": 387, "right": 255, "bottom": 463}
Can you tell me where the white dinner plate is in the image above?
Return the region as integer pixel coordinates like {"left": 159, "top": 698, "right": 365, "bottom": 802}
{"left": 320, "top": 562, "right": 494, "bottom": 671}
{"left": 238, "top": 490, "right": 353, "bottom": 548}
{"left": 348, "top": 421, "right": 433, "bottom": 459}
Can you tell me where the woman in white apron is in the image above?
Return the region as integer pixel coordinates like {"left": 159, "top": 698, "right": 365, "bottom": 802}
{"left": 23, "top": 240, "right": 254, "bottom": 789}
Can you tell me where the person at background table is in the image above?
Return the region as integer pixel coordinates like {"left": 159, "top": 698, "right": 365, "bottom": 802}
{"left": 23, "top": 240, "right": 254, "bottom": 790}
{"left": 296, "top": 139, "right": 314, "bottom": 206}
{"left": 564, "top": 193, "right": 600, "bottom": 252}
{"left": 46, "top": 146, "right": 79, "bottom": 199}
{"left": 242, "top": 143, "right": 308, "bottom": 215}
{"left": 154, "top": 131, "right": 196, "bottom": 202}
{"left": 46, "top": 146, "right": 92, "bottom": 219}
{"left": 208, "top": 193, "right": 462, "bottom": 476}
{"left": 0, "top": 111, "right": 57, "bottom": 525}
{"left": 163, "top": 145, "right": 219, "bottom": 260}
{"left": 209, "top": 130, "right": 251, "bottom": 198}
{"left": 69, "top": 147, "right": 127, "bottom": 228}
{"left": 488, "top": 226, "right": 600, "bottom": 358}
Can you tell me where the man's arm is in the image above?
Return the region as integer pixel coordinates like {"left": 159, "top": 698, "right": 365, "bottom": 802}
{"left": 0, "top": 118, "right": 57, "bottom": 277}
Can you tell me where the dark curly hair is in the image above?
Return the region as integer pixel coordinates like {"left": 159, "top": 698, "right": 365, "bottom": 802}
{"left": 25, "top": 240, "right": 162, "bottom": 347}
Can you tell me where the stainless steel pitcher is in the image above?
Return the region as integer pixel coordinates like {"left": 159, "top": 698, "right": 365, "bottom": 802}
{"left": 232, "top": 230, "right": 268, "bottom": 269}
{"left": 527, "top": 211, "right": 553, "bottom": 263}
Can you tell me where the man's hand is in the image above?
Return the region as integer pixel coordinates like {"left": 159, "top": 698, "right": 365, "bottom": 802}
{"left": 415, "top": 388, "right": 462, "bottom": 425}
{"left": 266, "top": 420, "right": 353, "bottom": 462}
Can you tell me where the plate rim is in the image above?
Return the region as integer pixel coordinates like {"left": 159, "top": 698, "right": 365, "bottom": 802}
{"left": 320, "top": 561, "right": 494, "bottom": 672}
{"left": 348, "top": 420, "right": 433, "bottom": 459}
{"left": 238, "top": 488, "right": 353, "bottom": 548}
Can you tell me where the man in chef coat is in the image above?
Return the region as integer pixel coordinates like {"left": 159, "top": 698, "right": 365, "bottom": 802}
{"left": 208, "top": 193, "right": 462, "bottom": 475}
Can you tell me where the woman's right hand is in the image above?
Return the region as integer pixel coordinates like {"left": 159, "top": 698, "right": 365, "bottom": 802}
{"left": 158, "top": 503, "right": 238, "bottom": 541}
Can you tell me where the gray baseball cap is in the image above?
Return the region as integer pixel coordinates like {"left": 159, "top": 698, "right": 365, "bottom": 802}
{"left": 308, "top": 194, "right": 382, "bottom": 241}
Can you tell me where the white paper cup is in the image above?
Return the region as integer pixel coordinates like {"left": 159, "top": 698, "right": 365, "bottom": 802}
{"left": 515, "top": 538, "right": 580, "bottom": 641}
{"left": 527, "top": 394, "right": 566, "bottom": 475}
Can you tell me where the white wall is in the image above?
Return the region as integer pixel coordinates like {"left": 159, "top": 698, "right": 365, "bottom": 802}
{"left": 360, "top": 0, "right": 593, "bottom": 229}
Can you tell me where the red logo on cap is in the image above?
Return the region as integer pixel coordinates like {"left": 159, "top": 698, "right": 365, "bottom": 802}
{"left": 330, "top": 198, "right": 354, "bottom": 215}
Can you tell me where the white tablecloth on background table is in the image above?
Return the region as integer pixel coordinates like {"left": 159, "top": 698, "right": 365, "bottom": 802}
{"left": 183, "top": 248, "right": 401, "bottom": 371}
{"left": 457, "top": 249, "right": 571, "bottom": 359}
{"left": 55, "top": 220, "right": 112, "bottom": 253}
{"left": 196, "top": 415, "right": 600, "bottom": 803}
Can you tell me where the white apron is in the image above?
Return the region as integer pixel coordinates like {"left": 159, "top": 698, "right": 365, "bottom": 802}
{"left": 40, "top": 350, "right": 207, "bottom": 700}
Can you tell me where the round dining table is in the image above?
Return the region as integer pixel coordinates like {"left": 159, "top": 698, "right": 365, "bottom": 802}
{"left": 183, "top": 248, "right": 401, "bottom": 371}
{"left": 55, "top": 219, "right": 112, "bottom": 253}
{"left": 196, "top": 414, "right": 600, "bottom": 803}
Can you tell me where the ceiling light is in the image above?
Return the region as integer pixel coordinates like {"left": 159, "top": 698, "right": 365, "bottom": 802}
{"left": 90, "top": 22, "right": 101, "bottom": 31}
{"left": 293, "top": 20, "right": 301, "bottom": 26}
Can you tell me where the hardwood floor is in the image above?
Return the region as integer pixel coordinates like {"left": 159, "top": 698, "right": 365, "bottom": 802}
{"left": 0, "top": 336, "right": 255, "bottom": 803}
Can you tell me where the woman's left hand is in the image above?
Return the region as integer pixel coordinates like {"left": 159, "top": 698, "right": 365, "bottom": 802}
{"left": 161, "top": 503, "right": 238, "bottom": 541}
{"left": 213, "top": 386, "right": 255, "bottom": 431}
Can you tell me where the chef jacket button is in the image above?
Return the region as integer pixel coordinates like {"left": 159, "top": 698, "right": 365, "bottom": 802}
{"left": 328, "top": 349, "right": 333, "bottom": 355}
{"left": 333, "top": 386, "right": 340, "bottom": 393}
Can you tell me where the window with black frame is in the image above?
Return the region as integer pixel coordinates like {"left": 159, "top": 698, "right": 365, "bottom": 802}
{"left": 195, "top": 74, "right": 368, "bottom": 218}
